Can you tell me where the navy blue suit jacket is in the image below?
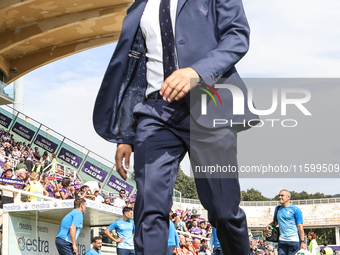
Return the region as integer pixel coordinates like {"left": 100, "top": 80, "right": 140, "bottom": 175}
{"left": 93, "top": 0, "right": 259, "bottom": 145}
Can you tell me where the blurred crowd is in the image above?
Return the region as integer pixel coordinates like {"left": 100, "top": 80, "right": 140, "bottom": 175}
{"left": 170, "top": 210, "right": 213, "bottom": 254}
{"left": 250, "top": 239, "right": 278, "bottom": 255}
{"left": 0, "top": 129, "right": 135, "bottom": 209}
{"left": 170, "top": 210, "right": 279, "bottom": 255}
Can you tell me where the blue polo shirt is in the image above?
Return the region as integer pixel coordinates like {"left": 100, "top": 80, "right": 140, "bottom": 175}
{"left": 211, "top": 227, "right": 221, "bottom": 248}
{"left": 108, "top": 218, "right": 135, "bottom": 249}
{"left": 168, "top": 220, "right": 179, "bottom": 246}
{"left": 85, "top": 248, "right": 101, "bottom": 255}
{"left": 274, "top": 204, "right": 303, "bottom": 242}
{"left": 56, "top": 209, "right": 83, "bottom": 243}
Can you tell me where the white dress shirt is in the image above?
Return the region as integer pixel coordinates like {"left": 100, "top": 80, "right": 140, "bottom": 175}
{"left": 114, "top": 197, "right": 126, "bottom": 208}
{"left": 140, "top": 0, "right": 178, "bottom": 97}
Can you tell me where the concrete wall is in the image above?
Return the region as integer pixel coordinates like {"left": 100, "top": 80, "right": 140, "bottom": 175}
{"left": 178, "top": 202, "right": 340, "bottom": 228}
{"left": 242, "top": 203, "right": 340, "bottom": 228}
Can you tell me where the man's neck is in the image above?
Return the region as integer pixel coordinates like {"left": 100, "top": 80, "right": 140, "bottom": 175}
{"left": 282, "top": 201, "right": 291, "bottom": 207}
{"left": 93, "top": 247, "right": 99, "bottom": 252}
{"left": 122, "top": 216, "right": 129, "bottom": 221}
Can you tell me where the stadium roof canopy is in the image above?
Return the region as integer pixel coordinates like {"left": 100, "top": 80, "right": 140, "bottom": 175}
{"left": 0, "top": 0, "right": 132, "bottom": 84}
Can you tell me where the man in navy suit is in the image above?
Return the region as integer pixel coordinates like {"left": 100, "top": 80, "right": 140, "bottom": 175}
{"left": 93, "top": 0, "right": 259, "bottom": 254}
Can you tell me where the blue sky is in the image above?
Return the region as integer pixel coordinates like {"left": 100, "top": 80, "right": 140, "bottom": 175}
{"left": 19, "top": 0, "right": 340, "bottom": 199}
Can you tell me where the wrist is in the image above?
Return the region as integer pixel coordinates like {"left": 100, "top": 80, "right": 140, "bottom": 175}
{"left": 301, "top": 241, "right": 305, "bottom": 243}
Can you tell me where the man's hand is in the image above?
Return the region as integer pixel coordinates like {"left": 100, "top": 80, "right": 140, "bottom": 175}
{"left": 300, "top": 241, "right": 306, "bottom": 250}
{"left": 72, "top": 244, "right": 78, "bottom": 255}
{"left": 265, "top": 224, "right": 272, "bottom": 236}
{"left": 159, "top": 67, "right": 199, "bottom": 102}
{"left": 297, "top": 224, "right": 306, "bottom": 250}
{"left": 116, "top": 237, "right": 125, "bottom": 243}
{"left": 70, "top": 225, "right": 78, "bottom": 254}
{"left": 115, "top": 144, "right": 132, "bottom": 180}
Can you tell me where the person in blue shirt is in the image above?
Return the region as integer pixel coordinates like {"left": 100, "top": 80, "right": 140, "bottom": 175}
{"left": 168, "top": 219, "right": 180, "bottom": 255}
{"left": 211, "top": 227, "right": 223, "bottom": 255}
{"left": 104, "top": 207, "right": 135, "bottom": 255}
{"left": 86, "top": 236, "right": 103, "bottom": 255}
{"left": 266, "top": 190, "right": 306, "bottom": 255}
{"left": 55, "top": 198, "right": 86, "bottom": 255}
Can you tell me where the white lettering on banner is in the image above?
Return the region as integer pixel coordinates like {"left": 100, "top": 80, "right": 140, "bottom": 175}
{"left": 84, "top": 166, "right": 104, "bottom": 181}
{"left": 0, "top": 177, "right": 24, "bottom": 185}
{"left": 41, "top": 138, "right": 52, "bottom": 146}
{"left": 108, "top": 181, "right": 131, "bottom": 196}
{"left": 66, "top": 152, "right": 76, "bottom": 160}
{"left": 108, "top": 181, "right": 118, "bottom": 189}
{"left": 19, "top": 126, "right": 29, "bottom": 133}
{"left": 90, "top": 165, "right": 100, "bottom": 174}
{"left": 115, "top": 179, "right": 127, "bottom": 189}
{"left": 0, "top": 120, "right": 7, "bottom": 126}
{"left": 59, "top": 154, "right": 79, "bottom": 167}
{"left": 12, "top": 127, "right": 31, "bottom": 139}
{"left": 35, "top": 140, "right": 53, "bottom": 152}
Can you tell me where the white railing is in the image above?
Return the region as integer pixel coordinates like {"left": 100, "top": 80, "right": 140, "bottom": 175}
{"left": 173, "top": 197, "right": 340, "bottom": 206}
{"left": 240, "top": 197, "right": 340, "bottom": 206}
{"left": 0, "top": 155, "right": 20, "bottom": 168}
{"left": 176, "top": 230, "right": 210, "bottom": 241}
{"left": 0, "top": 179, "right": 116, "bottom": 204}
{"left": 44, "top": 161, "right": 84, "bottom": 185}
{"left": 0, "top": 184, "right": 57, "bottom": 203}
{"left": 173, "top": 197, "right": 201, "bottom": 205}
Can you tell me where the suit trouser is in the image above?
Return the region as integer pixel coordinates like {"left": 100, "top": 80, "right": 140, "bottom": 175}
{"left": 133, "top": 96, "right": 249, "bottom": 255}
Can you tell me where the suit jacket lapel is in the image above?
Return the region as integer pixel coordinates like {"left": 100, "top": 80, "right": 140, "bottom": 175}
{"left": 119, "top": 0, "right": 148, "bottom": 44}
{"left": 176, "top": 0, "right": 187, "bottom": 17}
